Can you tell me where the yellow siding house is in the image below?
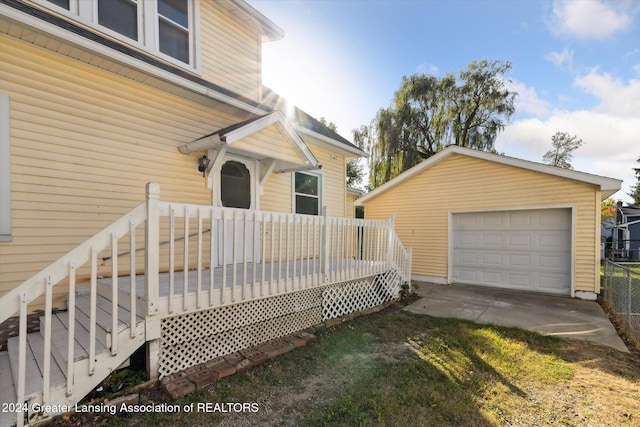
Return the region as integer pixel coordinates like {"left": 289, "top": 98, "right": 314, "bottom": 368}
{"left": 0, "top": 2, "right": 413, "bottom": 423}
{"left": 357, "top": 145, "right": 622, "bottom": 299}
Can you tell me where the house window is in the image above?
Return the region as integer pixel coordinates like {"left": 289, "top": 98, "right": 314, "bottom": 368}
{"left": 158, "top": 0, "right": 190, "bottom": 64}
{"left": 220, "top": 161, "right": 251, "bottom": 209}
{"left": 0, "top": 94, "right": 11, "bottom": 241}
{"left": 98, "top": 0, "right": 139, "bottom": 41}
{"left": 294, "top": 172, "right": 321, "bottom": 215}
{"left": 37, "top": 0, "right": 198, "bottom": 69}
{"left": 46, "top": 0, "right": 70, "bottom": 9}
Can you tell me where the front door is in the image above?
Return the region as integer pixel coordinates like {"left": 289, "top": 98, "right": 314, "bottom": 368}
{"left": 216, "top": 156, "right": 257, "bottom": 265}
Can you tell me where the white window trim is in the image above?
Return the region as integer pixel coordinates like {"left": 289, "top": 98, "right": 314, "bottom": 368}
{"left": 34, "top": 0, "right": 201, "bottom": 72}
{"left": 0, "top": 94, "right": 11, "bottom": 242}
{"left": 292, "top": 170, "right": 324, "bottom": 216}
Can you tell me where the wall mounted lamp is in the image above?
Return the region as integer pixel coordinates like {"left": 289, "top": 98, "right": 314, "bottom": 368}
{"left": 198, "top": 155, "right": 210, "bottom": 177}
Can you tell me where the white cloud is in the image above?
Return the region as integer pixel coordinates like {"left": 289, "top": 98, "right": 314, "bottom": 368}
{"left": 549, "top": 0, "right": 632, "bottom": 39}
{"left": 416, "top": 62, "right": 439, "bottom": 76}
{"left": 574, "top": 71, "right": 640, "bottom": 118}
{"left": 505, "top": 79, "right": 551, "bottom": 117}
{"left": 496, "top": 71, "right": 640, "bottom": 202}
{"left": 544, "top": 48, "right": 574, "bottom": 69}
{"left": 496, "top": 110, "right": 639, "bottom": 202}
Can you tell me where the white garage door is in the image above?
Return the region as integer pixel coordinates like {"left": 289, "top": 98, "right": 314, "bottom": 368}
{"left": 452, "top": 208, "right": 571, "bottom": 295}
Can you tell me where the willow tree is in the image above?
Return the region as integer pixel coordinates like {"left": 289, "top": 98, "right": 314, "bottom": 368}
{"left": 358, "top": 60, "right": 517, "bottom": 189}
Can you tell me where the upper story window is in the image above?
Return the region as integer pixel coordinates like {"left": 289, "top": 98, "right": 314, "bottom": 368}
{"left": 98, "top": 0, "right": 139, "bottom": 42}
{"left": 294, "top": 172, "right": 321, "bottom": 216}
{"left": 43, "top": 0, "right": 198, "bottom": 68}
{"left": 158, "top": 0, "right": 190, "bottom": 64}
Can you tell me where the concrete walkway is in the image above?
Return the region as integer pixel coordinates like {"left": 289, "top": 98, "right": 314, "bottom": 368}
{"left": 404, "top": 282, "right": 629, "bottom": 353}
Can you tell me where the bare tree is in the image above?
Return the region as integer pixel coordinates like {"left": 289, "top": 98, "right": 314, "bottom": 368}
{"left": 542, "top": 132, "right": 584, "bottom": 169}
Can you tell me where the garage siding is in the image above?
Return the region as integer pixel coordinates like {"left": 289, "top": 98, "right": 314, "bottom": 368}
{"left": 363, "top": 153, "right": 600, "bottom": 293}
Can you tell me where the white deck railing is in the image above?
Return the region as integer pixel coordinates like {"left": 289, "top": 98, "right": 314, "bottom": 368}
{"left": 0, "top": 183, "right": 411, "bottom": 425}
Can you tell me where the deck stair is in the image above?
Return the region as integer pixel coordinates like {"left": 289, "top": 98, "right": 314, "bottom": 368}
{"left": 0, "top": 183, "right": 412, "bottom": 426}
{"left": 0, "top": 293, "right": 145, "bottom": 427}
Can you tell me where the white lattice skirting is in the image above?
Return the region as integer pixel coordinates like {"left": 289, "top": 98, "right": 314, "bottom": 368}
{"left": 158, "top": 271, "right": 401, "bottom": 378}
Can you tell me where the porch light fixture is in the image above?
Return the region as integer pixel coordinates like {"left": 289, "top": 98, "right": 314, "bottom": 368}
{"left": 198, "top": 155, "right": 210, "bottom": 177}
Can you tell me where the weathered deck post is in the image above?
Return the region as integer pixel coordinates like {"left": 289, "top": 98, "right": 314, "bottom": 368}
{"left": 321, "top": 206, "right": 330, "bottom": 282}
{"left": 386, "top": 214, "right": 395, "bottom": 268}
{"left": 144, "top": 182, "right": 161, "bottom": 380}
{"left": 407, "top": 246, "right": 413, "bottom": 283}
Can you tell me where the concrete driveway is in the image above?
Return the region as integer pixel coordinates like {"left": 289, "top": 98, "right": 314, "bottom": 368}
{"left": 404, "top": 282, "right": 629, "bottom": 353}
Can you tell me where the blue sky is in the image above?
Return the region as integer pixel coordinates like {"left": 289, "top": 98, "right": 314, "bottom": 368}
{"left": 249, "top": 0, "right": 640, "bottom": 201}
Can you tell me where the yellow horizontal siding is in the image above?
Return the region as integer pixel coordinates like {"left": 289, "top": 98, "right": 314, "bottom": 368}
{"left": 200, "top": 1, "right": 260, "bottom": 102}
{"left": 0, "top": 32, "right": 352, "bottom": 310}
{"left": 232, "top": 125, "right": 302, "bottom": 164}
{"left": 0, "top": 35, "right": 229, "bottom": 306}
{"left": 259, "top": 138, "right": 346, "bottom": 217}
{"left": 364, "top": 153, "right": 599, "bottom": 292}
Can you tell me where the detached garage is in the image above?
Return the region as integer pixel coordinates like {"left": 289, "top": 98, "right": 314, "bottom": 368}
{"left": 356, "top": 146, "right": 622, "bottom": 299}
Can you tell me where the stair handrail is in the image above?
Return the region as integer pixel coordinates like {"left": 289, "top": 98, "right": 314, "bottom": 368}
{"left": 0, "top": 203, "right": 147, "bottom": 324}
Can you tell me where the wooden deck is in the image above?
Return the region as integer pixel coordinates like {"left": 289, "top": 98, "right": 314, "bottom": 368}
{"left": 97, "top": 257, "right": 388, "bottom": 316}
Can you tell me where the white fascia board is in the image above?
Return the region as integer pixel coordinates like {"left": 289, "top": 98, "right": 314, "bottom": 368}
{"left": 2, "top": 6, "right": 267, "bottom": 116}
{"left": 274, "top": 119, "right": 319, "bottom": 168}
{"left": 295, "top": 126, "right": 368, "bottom": 158}
{"left": 178, "top": 134, "right": 223, "bottom": 154}
{"left": 356, "top": 145, "right": 623, "bottom": 205}
{"left": 223, "top": 112, "right": 282, "bottom": 143}
{"left": 224, "top": 111, "right": 319, "bottom": 167}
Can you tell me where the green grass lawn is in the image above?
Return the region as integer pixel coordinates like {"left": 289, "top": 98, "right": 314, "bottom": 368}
{"left": 50, "top": 306, "right": 640, "bottom": 427}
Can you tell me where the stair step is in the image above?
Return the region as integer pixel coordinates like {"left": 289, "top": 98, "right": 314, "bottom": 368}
{"left": 7, "top": 333, "right": 66, "bottom": 400}
{"left": 96, "top": 280, "right": 146, "bottom": 315}
{"left": 73, "top": 294, "right": 143, "bottom": 349}
{"left": 0, "top": 352, "right": 18, "bottom": 427}
{"left": 40, "top": 313, "right": 89, "bottom": 369}
{"left": 56, "top": 310, "right": 107, "bottom": 359}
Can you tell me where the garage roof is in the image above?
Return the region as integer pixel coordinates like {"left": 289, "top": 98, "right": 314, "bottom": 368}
{"left": 356, "top": 145, "right": 623, "bottom": 205}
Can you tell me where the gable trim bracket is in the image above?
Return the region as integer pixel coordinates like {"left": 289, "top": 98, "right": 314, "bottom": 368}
{"left": 178, "top": 111, "right": 320, "bottom": 169}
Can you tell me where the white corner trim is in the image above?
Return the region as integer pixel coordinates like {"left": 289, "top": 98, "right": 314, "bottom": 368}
{"left": 574, "top": 291, "right": 598, "bottom": 301}
{"left": 0, "top": 93, "right": 11, "bottom": 241}
{"left": 411, "top": 274, "right": 448, "bottom": 285}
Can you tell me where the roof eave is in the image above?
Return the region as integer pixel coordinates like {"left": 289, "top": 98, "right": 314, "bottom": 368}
{"left": 228, "top": 0, "right": 285, "bottom": 42}
{"left": 295, "top": 126, "right": 368, "bottom": 158}
{"left": 356, "top": 145, "right": 623, "bottom": 205}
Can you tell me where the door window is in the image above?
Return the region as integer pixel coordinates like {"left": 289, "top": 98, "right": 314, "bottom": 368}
{"left": 220, "top": 161, "right": 251, "bottom": 209}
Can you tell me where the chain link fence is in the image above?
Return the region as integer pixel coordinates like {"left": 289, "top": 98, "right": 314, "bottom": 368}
{"left": 602, "top": 260, "right": 640, "bottom": 347}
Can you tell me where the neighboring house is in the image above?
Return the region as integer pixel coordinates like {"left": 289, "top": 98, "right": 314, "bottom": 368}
{"left": 613, "top": 203, "right": 640, "bottom": 260}
{"left": 0, "top": 1, "right": 410, "bottom": 424}
{"left": 356, "top": 145, "right": 622, "bottom": 300}
{"left": 346, "top": 187, "right": 365, "bottom": 218}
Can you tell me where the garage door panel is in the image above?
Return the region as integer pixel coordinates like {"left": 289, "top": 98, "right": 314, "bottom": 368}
{"left": 509, "top": 211, "right": 533, "bottom": 227}
{"left": 452, "top": 209, "right": 571, "bottom": 295}
{"left": 482, "top": 233, "right": 503, "bottom": 246}
{"left": 507, "top": 273, "right": 531, "bottom": 287}
{"left": 538, "top": 274, "right": 570, "bottom": 291}
{"left": 508, "top": 254, "right": 531, "bottom": 268}
{"left": 455, "top": 232, "right": 479, "bottom": 247}
{"left": 482, "top": 252, "right": 504, "bottom": 266}
{"left": 509, "top": 234, "right": 531, "bottom": 248}
{"left": 455, "top": 250, "right": 479, "bottom": 265}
